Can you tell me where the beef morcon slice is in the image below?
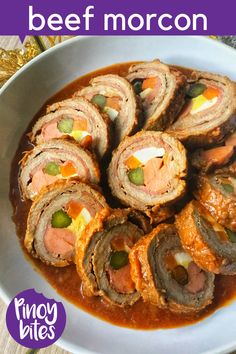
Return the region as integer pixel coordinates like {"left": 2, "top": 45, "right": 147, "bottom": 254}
{"left": 129, "top": 223, "right": 214, "bottom": 312}
{"left": 25, "top": 180, "right": 108, "bottom": 267}
{"left": 75, "top": 208, "right": 148, "bottom": 306}
{"left": 19, "top": 139, "right": 100, "bottom": 200}
{"left": 176, "top": 200, "right": 236, "bottom": 275}
{"left": 190, "top": 129, "right": 236, "bottom": 172}
{"left": 167, "top": 70, "right": 236, "bottom": 147}
{"left": 74, "top": 74, "right": 140, "bottom": 144}
{"left": 194, "top": 173, "right": 236, "bottom": 232}
{"left": 126, "top": 60, "right": 187, "bottom": 130}
{"left": 30, "top": 97, "right": 111, "bottom": 159}
{"left": 107, "top": 131, "right": 187, "bottom": 222}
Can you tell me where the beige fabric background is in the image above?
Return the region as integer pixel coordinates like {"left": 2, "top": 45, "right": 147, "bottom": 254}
{"left": 0, "top": 36, "right": 24, "bottom": 49}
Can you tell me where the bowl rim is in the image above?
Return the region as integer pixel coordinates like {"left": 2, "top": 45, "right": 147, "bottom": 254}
{"left": 1, "top": 35, "right": 236, "bottom": 97}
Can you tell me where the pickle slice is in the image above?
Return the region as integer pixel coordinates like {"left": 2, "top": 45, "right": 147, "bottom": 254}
{"left": 222, "top": 183, "right": 234, "bottom": 194}
{"left": 128, "top": 167, "right": 144, "bottom": 186}
{"left": 133, "top": 80, "right": 143, "bottom": 94}
{"left": 187, "top": 83, "right": 206, "bottom": 98}
{"left": 51, "top": 210, "right": 72, "bottom": 228}
{"left": 110, "top": 251, "right": 129, "bottom": 270}
{"left": 171, "top": 265, "right": 188, "bottom": 286}
{"left": 43, "top": 162, "right": 60, "bottom": 176}
{"left": 226, "top": 229, "right": 236, "bottom": 243}
{"left": 57, "top": 117, "right": 74, "bottom": 133}
{"left": 91, "top": 94, "right": 107, "bottom": 109}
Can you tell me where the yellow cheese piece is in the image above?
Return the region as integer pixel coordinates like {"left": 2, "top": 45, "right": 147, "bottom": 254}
{"left": 191, "top": 95, "right": 208, "bottom": 113}
{"left": 67, "top": 208, "right": 91, "bottom": 238}
{"left": 71, "top": 130, "right": 90, "bottom": 142}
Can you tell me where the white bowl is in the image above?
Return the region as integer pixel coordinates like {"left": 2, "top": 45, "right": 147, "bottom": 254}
{"left": 1, "top": 36, "right": 236, "bottom": 354}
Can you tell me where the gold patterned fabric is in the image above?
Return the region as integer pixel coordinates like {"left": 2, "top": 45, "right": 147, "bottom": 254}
{"left": 0, "top": 36, "right": 73, "bottom": 87}
{"left": 0, "top": 40, "right": 39, "bottom": 86}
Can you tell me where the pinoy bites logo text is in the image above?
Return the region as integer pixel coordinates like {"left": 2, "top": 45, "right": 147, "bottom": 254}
{"left": 6, "top": 289, "right": 66, "bottom": 349}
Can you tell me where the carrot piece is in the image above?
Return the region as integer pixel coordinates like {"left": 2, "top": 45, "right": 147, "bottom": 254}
{"left": 125, "top": 155, "right": 141, "bottom": 169}
{"left": 73, "top": 118, "right": 88, "bottom": 131}
{"left": 80, "top": 135, "right": 93, "bottom": 148}
{"left": 60, "top": 161, "right": 77, "bottom": 177}
{"left": 142, "top": 77, "right": 158, "bottom": 90}
{"left": 111, "top": 234, "right": 134, "bottom": 251}
{"left": 66, "top": 200, "right": 83, "bottom": 219}
{"left": 165, "top": 253, "right": 177, "bottom": 271}
{"left": 203, "top": 86, "right": 220, "bottom": 100}
{"left": 106, "top": 97, "right": 120, "bottom": 111}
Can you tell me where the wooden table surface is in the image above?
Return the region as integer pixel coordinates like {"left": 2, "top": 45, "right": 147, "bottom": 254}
{"left": 1, "top": 35, "right": 236, "bottom": 354}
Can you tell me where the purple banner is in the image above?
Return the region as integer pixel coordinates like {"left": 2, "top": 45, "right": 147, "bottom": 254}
{"left": 0, "top": 0, "right": 236, "bottom": 40}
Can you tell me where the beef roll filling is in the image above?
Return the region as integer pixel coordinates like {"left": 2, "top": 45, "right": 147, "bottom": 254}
{"left": 176, "top": 201, "right": 236, "bottom": 275}
{"left": 167, "top": 71, "right": 236, "bottom": 147}
{"left": 126, "top": 60, "right": 187, "bottom": 130}
{"left": 194, "top": 173, "right": 236, "bottom": 231}
{"left": 76, "top": 209, "right": 144, "bottom": 306}
{"left": 108, "top": 131, "right": 187, "bottom": 217}
{"left": 25, "top": 181, "right": 107, "bottom": 266}
{"left": 190, "top": 129, "right": 236, "bottom": 172}
{"left": 19, "top": 140, "right": 100, "bottom": 200}
{"left": 129, "top": 224, "right": 214, "bottom": 312}
{"left": 31, "top": 98, "right": 110, "bottom": 158}
{"left": 75, "top": 74, "right": 140, "bottom": 143}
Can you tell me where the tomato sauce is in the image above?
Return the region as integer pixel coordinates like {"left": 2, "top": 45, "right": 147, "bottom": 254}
{"left": 9, "top": 62, "right": 236, "bottom": 330}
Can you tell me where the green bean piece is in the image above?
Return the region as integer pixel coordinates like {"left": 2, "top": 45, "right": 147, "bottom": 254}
{"left": 128, "top": 167, "right": 144, "bottom": 186}
{"left": 110, "top": 251, "right": 129, "bottom": 270}
{"left": 51, "top": 210, "right": 72, "bottom": 228}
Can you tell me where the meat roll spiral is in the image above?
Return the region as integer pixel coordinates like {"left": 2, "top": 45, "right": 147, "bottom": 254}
{"left": 107, "top": 131, "right": 187, "bottom": 220}
{"left": 30, "top": 97, "right": 111, "bottom": 158}
{"left": 75, "top": 208, "right": 147, "bottom": 306}
{"left": 129, "top": 224, "right": 214, "bottom": 312}
{"left": 25, "top": 180, "right": 108, "bottom": 267}
{"left": 19, "top": 139, "right": 100, "bottom": 200}
{"left": 167, "top": 71, "right": 236, "bottom": 147}
{"left": 126, "top": 60, "right": 187, "bottom": 130}
{"left": 176, "top": 201, "right": 236, "bottom": 275}
{"left": 194, "top": 173, "right": 236, "bottom": 231}
{"left": 75, "top": 74, "right": 140, "bottom": 144}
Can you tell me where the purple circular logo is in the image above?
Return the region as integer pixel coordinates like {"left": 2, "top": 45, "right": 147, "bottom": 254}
{"left": 6, "top": 288, "right": 66, "bottom": 349}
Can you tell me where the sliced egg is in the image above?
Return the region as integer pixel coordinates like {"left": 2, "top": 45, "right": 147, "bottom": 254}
{"left": 104, "top": 107, "right": 119, "bottom": 121}
{"left": 133, "top": 147, "right": 165, "bottom": 165}
{"left": 71, "top": 130, "right": 91, "bottom": 142}
{"left": 191, "top": 96, "right": 218, "bottom": 114}
{"left": 80, "top": 208, "right": 92, "bottom": 223}
{"left": 67, "top": 208, "right": 92, "bottom": 237}
{"left": 174, "top": 252, "right": 192, "bottom": 269}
